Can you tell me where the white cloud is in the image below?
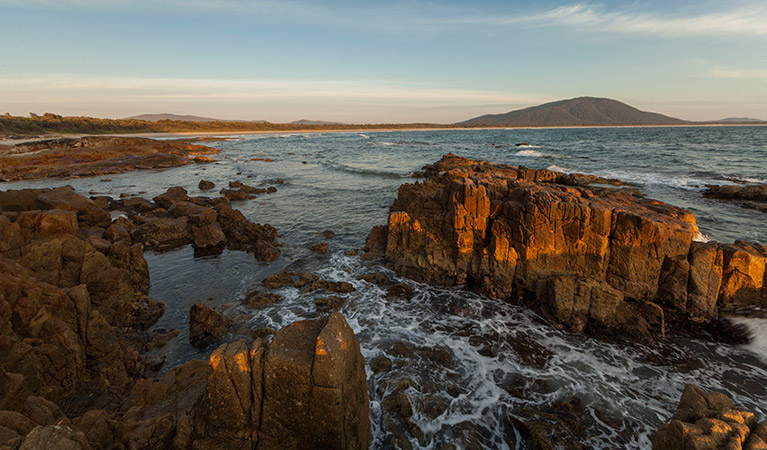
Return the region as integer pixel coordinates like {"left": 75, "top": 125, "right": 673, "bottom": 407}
{"left": 467, "top": 3, "right": 767, "bottom": 38}
{"left": 712, "top": 69, "right": 767, "bottom": 80}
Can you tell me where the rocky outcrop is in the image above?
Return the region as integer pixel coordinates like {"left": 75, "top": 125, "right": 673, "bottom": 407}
{"left": 1, "top": 184, "right": 369, "bottom": 449}
{"left": 365, "top": 154, "right": 767, "bottom": 341}
{"left": 109, "top": 186, "right": 280, "bottom": 260}
{"left": 654, "top": 385, "right": 767, "bottom": 450}
{"left": 704, "top": 183, "right": 767, "bottom": 213}
{"left": 0, "top": 137, "right": 221, "bottom": 181}
{"left": 193, "top": 312, "right": 369, "bottom": 450}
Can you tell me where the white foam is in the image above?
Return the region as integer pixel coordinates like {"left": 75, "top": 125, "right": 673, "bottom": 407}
{"left": 694, "top": 231, "right": 710, "bottom": 243}
{"left": 546, "top": 164, "right": 574, "bottom": 173}
{"left": 515, "top": 149, "right": 546, "bottom": 157}
{"left": 728, "top": 317, "right": 767, "bottom": 362}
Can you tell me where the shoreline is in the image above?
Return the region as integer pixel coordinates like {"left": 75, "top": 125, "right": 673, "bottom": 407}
{"left": 2, "top": 122, "right": 766, "bottom": 145}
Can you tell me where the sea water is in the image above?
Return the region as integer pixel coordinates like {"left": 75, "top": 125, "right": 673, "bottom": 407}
{"left": 4, "top": 126, "right": 767, "bottom": 448}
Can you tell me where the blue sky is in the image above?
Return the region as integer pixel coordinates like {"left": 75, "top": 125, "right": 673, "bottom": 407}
{"left": 1, "top": 0, "right": 765, "bottom": 122}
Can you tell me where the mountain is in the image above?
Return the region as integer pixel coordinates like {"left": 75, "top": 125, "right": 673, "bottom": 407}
{"left": 458, "top": 97, "right": 688, "bottom": 126}
{"left": 711, "top": 117, "right": 765, "bottom": 123}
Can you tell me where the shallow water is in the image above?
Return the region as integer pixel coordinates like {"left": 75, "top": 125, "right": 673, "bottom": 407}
{"left": 4, "top": 127, "right": 767, "bottom": 448}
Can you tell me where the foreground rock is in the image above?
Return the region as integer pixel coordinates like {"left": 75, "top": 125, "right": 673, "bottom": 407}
{"left": 0, "top": 136, "right": 221, "bottom": 181}
{"left": 0, "top": 185, "right": 369, "bottom": 449}
{"left": 365, "top": 154, "right": 767, "bottom": 342}
{"left": 654, "top": 385, "right": 767, "bottom": 449}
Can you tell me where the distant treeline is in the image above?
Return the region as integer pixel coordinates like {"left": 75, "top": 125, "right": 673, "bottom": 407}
{"left": 0, "top": 113, "right": 469, "bottom": 138}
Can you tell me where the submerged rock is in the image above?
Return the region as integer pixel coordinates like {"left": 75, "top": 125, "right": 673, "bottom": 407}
{"left": 364, "top": 154, "right": 767, "bottom": 342}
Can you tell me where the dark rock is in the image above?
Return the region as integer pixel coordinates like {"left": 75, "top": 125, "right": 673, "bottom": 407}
{"left": 244, "top": 291, "right": 283, "bottom": 308}
{"left": 314, "top": 296, "right": 346, "bottom": 313}
{"left": 266, "top": 186, "right": 277, "bottom": 193}
{"left": 386, "top": 283, "right": 415, "bottom": 300}
{"left": 306, "top": 280, "right": 355, "bottom": 294}
{"left": 310, "top": 242, "right": 330, "bottom": 254}
{"left": 153, "top": 186, "right": 188, "bottom": 209}
{"left": 189, "top": 303, "right": 232, "bottom": 346}
{"left": 321, "top": 230, "right": 335, "bottom": 239}
{"left": 198, "top": 180, "right": 215, "bottom": 191}
{"left": 370, "top": 355, "right": 392, "bottom": 374}
{"left": 360, "top": 270, "right": 388, "bottom": 285}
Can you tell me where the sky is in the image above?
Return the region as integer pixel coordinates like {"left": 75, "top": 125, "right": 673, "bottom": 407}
{"left": 0, "top": 0, "right": 765, "bottom": 123}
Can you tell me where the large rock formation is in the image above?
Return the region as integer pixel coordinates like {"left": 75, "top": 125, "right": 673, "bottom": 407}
{"left": 654, "top": 385, "right": 767, "bottom": 450}
{"left": 0, "top": 186, "right": 369, "bottom": 449}
{"left": 365, "top": 154, "right": 767, "bottom": 341}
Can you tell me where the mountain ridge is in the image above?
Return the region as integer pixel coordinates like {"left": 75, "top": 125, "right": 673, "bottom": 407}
{"left": 458, "top": 97, "right": 688, "bottom": 126}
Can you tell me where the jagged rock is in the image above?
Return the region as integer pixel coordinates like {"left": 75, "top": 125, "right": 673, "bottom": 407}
{"left": 314, "top": 296, "right": 346, "bottom": 312}
{"left": 386, "top": 283, "right": 415, "bottom": 300}
{"left": 654, "top": 385, "right": 765, "bottom": 450}
{"left": 360, "top": 270, "right": 388, "bottom": 285}
{"left": 220, "top": 189, "right": 251, "bottom": 201}
{"left": 38, "top": 186, "right": 111, "bottom": 227}
{"left": 152, "top": 187, "right": 188, "bottom": 209}
{"left": 189, "top": 304, "right": 232, "bottom": 346}
{"left": 369, "top": 355, "right": 392, "bottom": 374}
{"left": 310, "top": 242, "right": 330, "bottom": 254}
{"left": 365, "top": 154, "right": 767, "bottom": 341}
{"left": 261, "top": 272, "right": 318, "bottom": 289}
{"left": 243, "top": 291, "right": 283, "bottom": 308}
{"left": 305, "top": 280, "right": 355, "bottom": 294}
{"left": 135, "top": 217, "right": 190, "bottom": 249}
{"left": 192, "top": 313, "right": 369, "bottom": 449}
{"left": 198, "top": 180, "right": 215, "bottom": 191}
{"left": 19, "top": 424, "right": 93, "bottom": 450}
{"left": 192, "top": 223, "right": 226, "bottom": 249}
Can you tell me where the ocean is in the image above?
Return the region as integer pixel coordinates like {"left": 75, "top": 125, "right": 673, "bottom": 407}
{"left": 4, "top": 126, "right": 767, "bottom": 448}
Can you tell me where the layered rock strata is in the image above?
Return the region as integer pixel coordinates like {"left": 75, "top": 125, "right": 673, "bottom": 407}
{"left": 654, "top": 385, "right": 767, "bottom": 449}
{"left": 0, "top": 137, "right": 221, "bottom": 181}
{"left": 365, "top": 154, "right": 767, "bottom": 341}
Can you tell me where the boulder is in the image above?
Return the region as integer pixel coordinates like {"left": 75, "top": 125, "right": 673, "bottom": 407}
{"left": 152, "top": 187, "right": 188, "bottom": 209}
{"left": 192, "top": 223, "right": 226, "bottom": 249}
{"left": 192, "top": 313, "right": 369, "bottom": 450}
{"left": 189, "top": 304, "right": 232, "bottom": 346}
{"left": 38, "top": 186, "right": 111, "bottom": 227}
{"left": 198, "top": 180, "right": 215, "bottom": 191}
{"left": 654, "top": 385, "right": 765, "bottom": 450}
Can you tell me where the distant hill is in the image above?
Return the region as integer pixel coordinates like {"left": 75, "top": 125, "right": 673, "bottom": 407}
{"left": 125, "top": 113, "right": 222, "bottom": 122}
{"left": 289, "top": 119, "right": 345, "bottom": 125}
{"left": 711, "top": 117, "right": 765, "bottom": 123}
{"left": 125, "top": 113, "right": 268, "bottom": 123}
{"left": 458, "top": 97, "right": 688, "bottom": 126}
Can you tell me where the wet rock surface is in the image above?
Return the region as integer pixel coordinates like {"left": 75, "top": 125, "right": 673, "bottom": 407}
{"left": 653, "top": 385, "right": 767, "bottom": 450}
{"left": 0, "top": 137, "right": 221, "bottom": 181}
{"left": 704, "top": 183, "right": 767, "bottom": 213}
{"left": 365, "top": 154, "right": 767, "bottom": 342}
{"left": 0, "top": 184, "right": 370, "bottom": 449}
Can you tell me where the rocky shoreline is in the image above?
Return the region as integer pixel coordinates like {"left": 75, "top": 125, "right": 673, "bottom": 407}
{"left": 0, "top": 185, "right": 369, "bottom": 449}
{"left": 2, "top": 152, "right": 766, "bottom": 449}
{"left": 0, "top": 137, "right": 222, "bottom": 181}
